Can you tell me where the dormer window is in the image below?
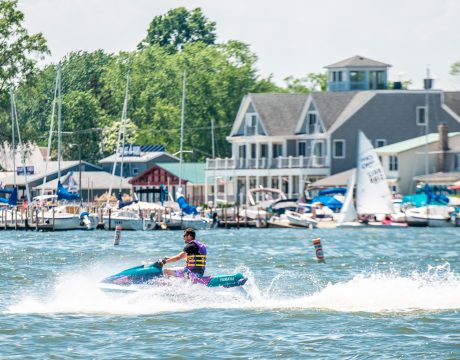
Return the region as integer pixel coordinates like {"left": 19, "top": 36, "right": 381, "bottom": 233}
{"left": 245, "top": 113, "right": 257, "bottom": 135}
{"left": 308, "top": 112, "right": 317, "bottom": 134}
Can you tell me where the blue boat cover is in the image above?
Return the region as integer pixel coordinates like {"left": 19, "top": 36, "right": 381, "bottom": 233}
{"left": 177, "top": 193, "right": 198, "bottom": 215}
{"left": 318, "top": 187, "right": 347, "bottom": 196}
{"left": 0, "top": 187, "right": 17, "bottom": 206}
{"left": 310, "top": 195, "right": 343, "bottom": 210}
{"left": 403, "top": 184, "right": 450, "bottom": 206}
{"left": 57, "top": 180, "right": 79, "bottom": 201}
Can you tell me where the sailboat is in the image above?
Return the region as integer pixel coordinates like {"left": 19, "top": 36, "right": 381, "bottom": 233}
{"left": 37, "top": 65, "right": 98, "bottom": 230}
{"left": 337, "top": 131, "right": 407, "bottom": 228}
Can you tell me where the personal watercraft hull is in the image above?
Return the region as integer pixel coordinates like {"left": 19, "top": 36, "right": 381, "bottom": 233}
{"left": 101, "top": 261, "right": 247, "bottom": 289}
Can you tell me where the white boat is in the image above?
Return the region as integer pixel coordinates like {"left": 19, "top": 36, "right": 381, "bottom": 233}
{"left": 285, "top": 210, "right": 318, "bottom": 228}
{"left": 337, "top": 131, "right": 407, "bottom": 228}
{"left": 240, "top": 187, "right": 287, "bottom": 220}
{"left": 103, "top": 208, "right": 155, "bottom": 231}
{"left": 405, "top": 205, "right": 455, "bottom": 227}
{"left": 161, "top": 212, "right": 212, "bottom": 230}
{"left": 38, "top": 204, "right": 98, "bottom": 230}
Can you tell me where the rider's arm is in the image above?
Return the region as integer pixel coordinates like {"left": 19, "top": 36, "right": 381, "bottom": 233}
{"left": 164, "top": 251, "right": 186, "bottom": 264}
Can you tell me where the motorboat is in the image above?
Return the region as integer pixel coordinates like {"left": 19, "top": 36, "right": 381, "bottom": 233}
{"left": 405, "top": 205, "right": 455, "bottom": 227}
{"left": 284, "top": 210, "right": 318, "bottom": 228}
{"left": 103, "top": 208, "right": 155, "bottom": 231}
{"left": 37, "top": 204, "right": 98, "bottom": 230}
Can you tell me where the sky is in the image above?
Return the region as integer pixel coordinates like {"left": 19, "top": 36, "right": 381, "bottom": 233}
{"left": 18, "top": 0, "right": 460, "bottom": 90}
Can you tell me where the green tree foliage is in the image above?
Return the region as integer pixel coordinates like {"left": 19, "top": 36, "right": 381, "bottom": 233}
{"left": 450, "top": 61, "right": 460, "bottom": 76}
{"left": 0, "top": 0, "right": 49, "bottom": 94}
{"left": 138, "top": 7, "right": 216, "bottom": 52}
{"left": 60, "top": 91, "right": 102, "bottom": 163}
{"left": 284, "top": 72, "right": 327, "bottom": 93}
{"left": 102, "top": 118, "right": 138, "bottom": 155}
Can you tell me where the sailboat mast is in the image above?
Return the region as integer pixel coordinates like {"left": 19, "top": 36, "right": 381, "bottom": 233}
{"left": 424, "top": 67, "right": 431, "bottom": 176}
{"left": 11, "top": 91, "right": 31, "bottom": 205}
{"left": 106, "top": 71, "right": 130, "bottom": 208}
{"left": 41, "top": 66, "right": 59, "bottom": 197}
{"left": 10, "top": 90, "right": 16, "bottom": 187}
{"left": 179, "top": 70, "right": 186, "bottom": 189}
{"left": 119, "top": 74, "right": 130, "bottom": 192}
{"left": 57, "top": 63, "right": 62, "bottom": 179}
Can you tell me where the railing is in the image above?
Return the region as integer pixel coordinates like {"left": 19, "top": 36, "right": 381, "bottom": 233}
{"left": 206, "top": 156, "right": 328, "bottom": 170}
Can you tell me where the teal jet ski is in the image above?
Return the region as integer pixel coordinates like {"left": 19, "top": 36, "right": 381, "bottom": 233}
{"left": 100, "top": 260, "right": 248, "bottom": 290}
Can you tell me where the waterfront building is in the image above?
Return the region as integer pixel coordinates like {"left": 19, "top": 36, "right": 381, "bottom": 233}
{"left": 205, "top": 56, "right": 460, "bottom": 205}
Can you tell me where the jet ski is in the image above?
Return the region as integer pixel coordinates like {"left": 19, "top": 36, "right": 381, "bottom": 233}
{"left": 100, "top": 260, "right": 248, "bottom": 292}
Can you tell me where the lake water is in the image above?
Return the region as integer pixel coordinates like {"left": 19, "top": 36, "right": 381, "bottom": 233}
{"left": 1, "top": 227, "right": 459, "bottom": 359}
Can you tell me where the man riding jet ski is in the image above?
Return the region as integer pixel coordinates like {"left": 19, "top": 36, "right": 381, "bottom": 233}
{"left": 101, "top": 228, "right": 247, "bottom": 290}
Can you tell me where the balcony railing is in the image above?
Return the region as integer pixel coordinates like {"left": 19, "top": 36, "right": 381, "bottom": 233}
{"left": 206, "top": 156, "right": 328, "bottom": 170}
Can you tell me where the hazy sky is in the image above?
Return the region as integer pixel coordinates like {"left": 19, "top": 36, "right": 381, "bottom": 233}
{"left": 18, "top": 0, "right": 460, "bottom": 90}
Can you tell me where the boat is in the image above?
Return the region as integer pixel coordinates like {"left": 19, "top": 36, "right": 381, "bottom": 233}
{"left": 402, "top": 185, "right": 455, "bottom": 227}
{"left": 405, "top": 205, "right": 455, "bottom": 227}
{"left": 240, "top": 187, "right": 290, "bottom": 220}
{"left": 284, "top": 210, "right": 318, "bottom": 228}
{"left": 337, "top": 131, "right": 407, "bottom": 228}
{"left": 38, "top": 203, "right": 98, "bottom": 230}
{"left": 161, "top": 189, "right": 212, "bottom": 230}
{"left": 100, "top": 260, "right": 248, "bottom": 291}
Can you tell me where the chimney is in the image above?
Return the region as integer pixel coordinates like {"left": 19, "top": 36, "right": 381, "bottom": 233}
{"left": 437, "top": 123, "right": 449, "bottom": 172}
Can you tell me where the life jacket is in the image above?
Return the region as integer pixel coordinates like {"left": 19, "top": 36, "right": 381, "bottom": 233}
{"left": 185, "top": 240, "right": 207, "bottom": 273}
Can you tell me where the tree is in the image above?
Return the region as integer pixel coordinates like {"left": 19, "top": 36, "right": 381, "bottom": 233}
{"left": 60, "top": 91, "right": 102, "bottom": 163}
{"left": 450, "top": 61, "right": 460, "bottom": 76}
{"left": 138, "top": 7, "right": 216, "bottom": 52}
{"left": 284, "top": 72, "right": 327, "bottom": 93}
{"left": 0, "top": 0, "right": 49, "bottom": 93}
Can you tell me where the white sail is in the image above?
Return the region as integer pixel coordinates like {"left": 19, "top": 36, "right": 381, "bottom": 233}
{"left": 337, "top": 168, "right": 357, "bottom": 224}
{"left": 356, "top": 131, "right": 394, "bottom": 215}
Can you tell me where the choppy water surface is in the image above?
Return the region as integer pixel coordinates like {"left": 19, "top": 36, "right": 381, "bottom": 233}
{"left": 1, "top": 227, "right": 459, "bottom": 359}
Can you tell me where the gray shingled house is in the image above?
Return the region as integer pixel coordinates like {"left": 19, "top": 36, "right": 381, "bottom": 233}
{"left": 205, "top": 56, "right": 460, "bottom": 204}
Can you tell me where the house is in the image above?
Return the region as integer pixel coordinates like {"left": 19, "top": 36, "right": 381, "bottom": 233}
{"left": 1, "top": 160, "right": 102, "bottom": 201}
{"left": 375, "top": 125, "right": 460, "bottom": 194}
{"left": 205, "top": 55, "right": 460, "bottom": 205}
{"left": 325, "top": 55, "right": 390, "bottom": 92}
{"left": 33, "top": 171, "right": 132, "bottom": 202}
{"left": 99, "top": 144, "right": 179, "bottom": 178}
{"left": 129, "top": 163, "right": 208, "bottom": 205}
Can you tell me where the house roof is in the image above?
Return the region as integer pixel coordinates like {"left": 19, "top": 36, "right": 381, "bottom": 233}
{"left": 99, "top": 151, "right": 178, "bottom": 164}
{"left": 413, "top": 171, "right": 460, "bottom": 183}
{"left": 156, "top": 163, "right": 206, "bottom": 184}
{"left": 0, "top": 143, "right": 45, "bottom": 171}
{"left": 309, "top": 168, "right": 355, "bottom": 188}
{"left": 1, "top": 160, "right": 102, "bottom": 186}
{"left": 311, "top": 92, "right": 360, "bottom": 130}
{"left": 33, "top": 171, "right": 132, "bottom": 191}
{"left": 444, "top": 92, "right": 460, "bottom": 118}
{"left": 324, "top": 55, "right": 391, "bottom": 69}
{"left": 249, "top": 93, "right": 307, "bottom": 136}
{"left": 375, "top": 132, "right": 460, "bottom": 154}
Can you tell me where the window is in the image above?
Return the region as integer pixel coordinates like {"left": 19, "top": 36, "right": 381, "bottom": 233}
{"left": 375, "top": 139, "right": 387, "bottom": 148}
{"left": 298, "top": 141, "right": 306, "bottom": 156}
{"left": 332, "top": 71, "right": 342, "bottom": 82}
{"left": 313, "top": 141, "right": 323, "bottom": 156}
{"left": 307, "top": 112, "right": 317, "bottom": 134}
{"left": 389, "top": 155, "right": 398, "bottom": 171}
{"left": 245, "top": 113, "right": 257, "bottom": 127}
{"left": 350, "top": 71, "right": 365, "bottom": 82}
{"left": 333, "top": 140, "right": 345, "bottom": 158}
{"left": 251, "top": 144, "right": 256, "bottom": 158}
{"left": 369, "top": 71, "right": 385, "bottom": 89}
{"left": 260, "top": 144, "right": 268, "bottom": 158}
{"left": 416, "top": 106, "right": 427, "bottom": 126}
{"left": 239, "top": 145, "right": 246, "bottom": 159}
{"left": 272, "top": 143, "right": 283, "bottom": 158}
